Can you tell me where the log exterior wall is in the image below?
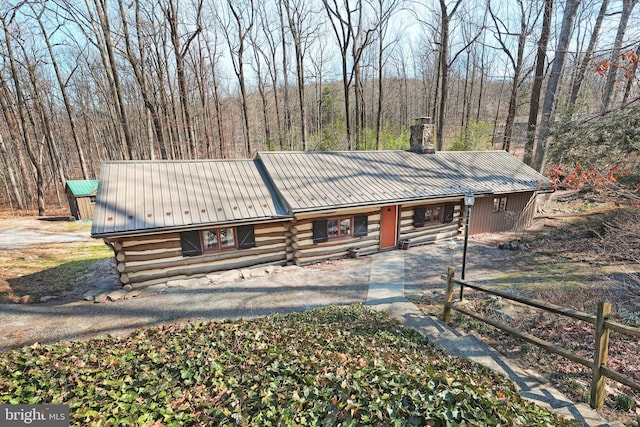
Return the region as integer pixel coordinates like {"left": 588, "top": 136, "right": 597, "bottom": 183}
{"left": 108, "top": 222, "right": 289, "bottom": 288}
{"left": 104, "top": 192, "right": 538, "bottom": 288}
{"left": 398, "top": 202, "right": 461, "bottom": 246}
{"left": 292, "top": 208, "right": 381, "bottom": 266}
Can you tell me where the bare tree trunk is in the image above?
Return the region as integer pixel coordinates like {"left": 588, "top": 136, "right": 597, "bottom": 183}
{"left": 523, "top": 0, "right": 552, "bottom": 166}
{"left": 1, "top": 12, "right": 46, "bottom": 215}
{"left": 277, "top": 0, "right": 293, "bottom": 150}
{"left": 0, "top": 77, "right": 31, "bottom": 208}
{"left": 533, "top": 0, "right": 581, "bottom": 172}
{"left": 91, "top": 0, "right": 136, "bottom": 160}
{"left": 601, "top": 0, "right": 637, "bottom": 112}
{"left": 199, "top": 28, "right": 227, "bottom": 158}
{"left": 435, "top": 0, "right": 463, "bottom": 151}
{"left": 323, "top": 0, "right": 353, "bottom": 150}
{"left": 31, "top": 3, "right": 89, "bottom": 179}
{"left": 223, "top": 0, "right": 254, "bottom": 157}
{"left": 119, "top": 0, "right": 169, "bottom": 159}
{"left": 568, "top": 0, "right": 609, "bottom": 114}
{"left": 0, "top": 133, "right": 24, "bottom": 210}
{"left": 622, "top": 44, "right": 640, "bottom": 104}
{"left": 284, "top": 0, "right": 311, "bottom": 150}
{"left": 162, "top": 0, "right": 203, "bottom": 158}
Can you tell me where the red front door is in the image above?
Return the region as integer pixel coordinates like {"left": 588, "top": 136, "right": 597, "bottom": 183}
{"left": 380, "top": 205, "right": 397, "bottom": 249}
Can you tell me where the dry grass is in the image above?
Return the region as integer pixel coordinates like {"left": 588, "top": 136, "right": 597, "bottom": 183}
{"left": 0, "top": 217, "right": 111, "bottom": 304}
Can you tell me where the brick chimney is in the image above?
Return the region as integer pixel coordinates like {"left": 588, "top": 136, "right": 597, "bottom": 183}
{"left": 409, "top": 116, "right": 435, "bottom": 154}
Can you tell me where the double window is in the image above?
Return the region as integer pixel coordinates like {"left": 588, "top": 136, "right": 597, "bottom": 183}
{"left": 414, "top": 204, "right": 455, "bottom": 227}
{"left": 313, "top": 215, "right": 368, "bottom": 243}
{"left": 493, "top": 197, "right": 508, "bottom": 212}
{"left": 327, "top": 217, "right": 352, "bottom": 239}
{"left": 180, "top": 225, "right": 256, "bottom": 257}
{"left": 203, "top": 227, "right": 236, "bottom": 251}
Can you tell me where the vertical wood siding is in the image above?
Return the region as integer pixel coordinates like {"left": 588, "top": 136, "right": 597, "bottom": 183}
{"left": 469, "top": 192, "right": 536, "bottom": 235}
{"left": 76, "top": 197, "right": 95, "bottom": 220}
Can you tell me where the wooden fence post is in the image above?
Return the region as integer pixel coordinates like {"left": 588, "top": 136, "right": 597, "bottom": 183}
{"left": 590, "top": 301, "right": 611, "bottom": 409}
{"left": 442, "top": 267, "right": 455, "bottom": 323}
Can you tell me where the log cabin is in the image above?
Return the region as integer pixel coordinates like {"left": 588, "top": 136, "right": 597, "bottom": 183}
{"left": 92, "top": 150, "right": 552, "bottom": 288}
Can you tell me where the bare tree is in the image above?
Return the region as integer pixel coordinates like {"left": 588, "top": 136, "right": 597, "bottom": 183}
{"left": 30, "top": 2, "right": 90, "bottom": 179}
{"left": 277, "top": 0, "right": 294, "bottom": 149}
{"left": 601, "top": 0, "right": 638, "bottom": 112}
{"left": 568, "top": 0, "right": 609, "bottom": 114}
{"left": 161, "top": 0, "right": 203, "bottom": 158}
{"left": 322, "top": 0, "right": 377, "bottom": 150}
{"left": 220, "top": 0, "right": 254, "bottom": 157}
{"left": 283, "top": 0, "right": 319, "bottom": 150}
{"left": 374, "top": 0, "right": 403, "bottom": 150}
{"left": 1, "top": 7, "right": 46, "bottom": 214}
{"left": 488, "top": 0, "right": 539, "bottom": 152}
{"left": 524, "top": 0, "right": 553, "bottom": 166}
{"left": 120, "top": 0, "right": 169, "bottom": 159}
{"left": 533, "top": 0, "right": 582, "bottom": 172}
{"left": 82, "top": 0, "right": 137, "bottom": 160}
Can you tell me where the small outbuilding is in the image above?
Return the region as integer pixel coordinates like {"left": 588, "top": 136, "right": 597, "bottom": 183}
{"left": 65, "top": 179, "right": 99, "bottom": 220}
{"left": 92, "top": 150, "right": 552, "bottom": 288}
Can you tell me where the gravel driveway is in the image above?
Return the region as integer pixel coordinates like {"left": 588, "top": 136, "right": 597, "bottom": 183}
{"left": 0, "top": 257, "right": 372, "bottom": 351}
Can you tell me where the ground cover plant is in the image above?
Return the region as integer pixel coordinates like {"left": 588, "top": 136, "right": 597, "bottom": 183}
{"left": 0, "top": 304, "right": 576, "bottom": 426}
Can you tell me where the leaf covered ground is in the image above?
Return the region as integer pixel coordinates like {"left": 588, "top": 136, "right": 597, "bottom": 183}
{"left": 0, "top": 304, "right": 577, "bottom": 426}
{"left": 414, "top": 192, "right": 640, "bottom": 426}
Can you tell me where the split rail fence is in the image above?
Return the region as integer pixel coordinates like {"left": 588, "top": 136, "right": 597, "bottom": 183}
{"left": 441, "top": 267, "right": 640, "bottom": 409}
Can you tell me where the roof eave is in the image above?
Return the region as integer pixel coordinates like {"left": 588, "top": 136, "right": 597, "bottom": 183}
{"left": 91, "top": 215, "right": 291, "bottom": 239}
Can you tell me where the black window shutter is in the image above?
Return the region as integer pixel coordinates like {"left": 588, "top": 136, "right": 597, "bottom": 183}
{"left": 353, "top": 215, "right": 368, "bottom": 237}
{"left": 414, "top": 207, "right": 426, "bottom": 227}
{"left": 443, "top": 204, "right": 455, "bottom": 223}
{"left": 312, "top": 219, "right": 328, "bottom": 243}
{"left": 237, "top": 225, "right": 256, "bottom": 249}
{"left": 180, "top": 230, "right": 202, "bottom": 257}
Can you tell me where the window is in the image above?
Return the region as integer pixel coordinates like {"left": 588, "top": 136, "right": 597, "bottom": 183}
{"left": 180, "top": 225, "right": 256, "bottom": 257}
{"left": 327, "top": 217, "right": 352, "bottom": 239}
{"left": 203, "top": 227, "right": 236, "bottom": 251}
{"left": 313, "top": 215, "right": 368, "bottom": 243}
{"left": 414, "top": 204, "right": 454, "bottom": 227}
{"left": 493, "top": 197, "right": 508, "bottom": 212}
{"left": 89, "top": 196, "right": 96, "bottom": 204}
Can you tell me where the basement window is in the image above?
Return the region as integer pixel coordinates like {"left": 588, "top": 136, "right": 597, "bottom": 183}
{"left": 493, "top": 197, "right": 508, "bottom": 212}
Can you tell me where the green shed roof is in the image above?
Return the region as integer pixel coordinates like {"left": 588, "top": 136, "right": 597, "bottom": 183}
{"left": 66, "top": 179, "right": 99, "bottom": 197}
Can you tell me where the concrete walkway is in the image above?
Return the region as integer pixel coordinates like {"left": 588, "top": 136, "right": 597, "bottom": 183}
{"left": 365, "top": 251, "right": 623, "bottom": 427}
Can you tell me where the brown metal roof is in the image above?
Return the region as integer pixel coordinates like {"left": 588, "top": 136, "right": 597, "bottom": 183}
{"left": 257, "top": 150, "right": 550, "bottom": 213}
{"left": 91, "top": 159, "right": 289, "bottom": 237}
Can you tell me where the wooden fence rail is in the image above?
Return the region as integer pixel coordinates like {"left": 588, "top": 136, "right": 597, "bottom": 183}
{"left": 441, "top": 267, "right": 640, "bottom": 409}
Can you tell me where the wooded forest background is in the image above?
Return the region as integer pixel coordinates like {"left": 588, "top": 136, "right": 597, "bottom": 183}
{"left": 1, "top": 0, "right": 639, "bottom": 215}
